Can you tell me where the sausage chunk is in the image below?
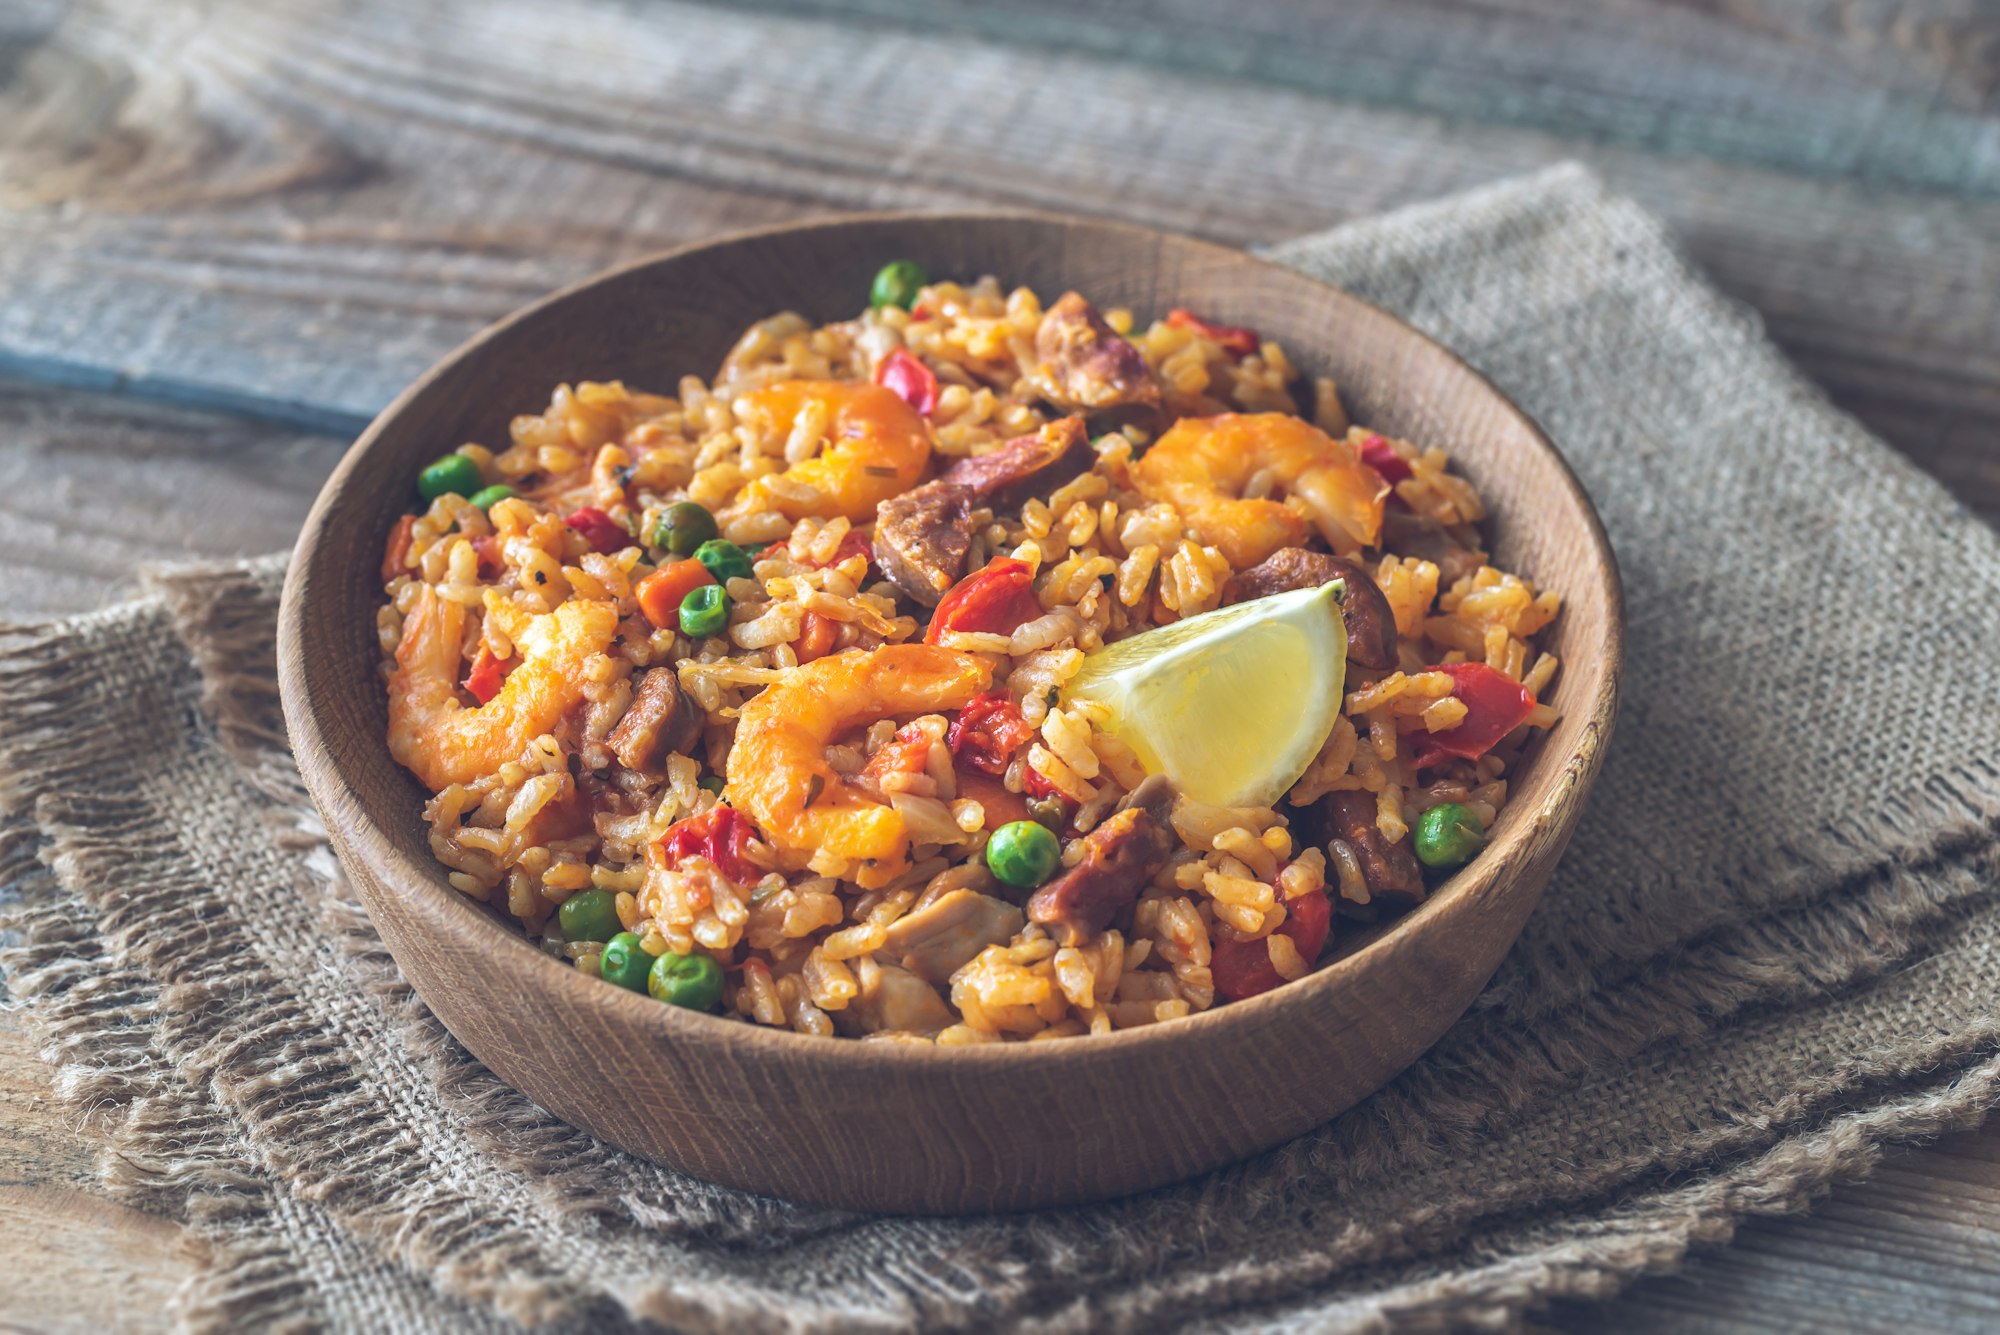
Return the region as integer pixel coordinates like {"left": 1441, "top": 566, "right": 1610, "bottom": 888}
{"left": 1030, "top": 292, "right": 1161, "bottom": 412}
{"left": 607, "top": 668, "right": 701, "bottom": 777}
{"left": 1223, "top": 548, "right": 1398, "bottom": 670}
{"left": 1381, "top": 508, "right": 1487, "bottom": 587}
{"left": 1026, "top": 780, "right": 1175, "bottom": 944}
{"left": 938, "top": 416, "right": 1092, "bottom": 510}
{"left": 874, "top": 416, "right": 1095, "bottom": 607}
{"left": 873, "top": 480, "right": 974, "bottom": 607}
{"left": 1315, "top": 790, "right": 1424, "bottom": 909}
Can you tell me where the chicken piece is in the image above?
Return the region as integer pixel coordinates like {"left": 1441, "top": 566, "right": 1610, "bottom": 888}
{"left": 1030, "top": 292, "right": 1161, "bottom": 412}
{"left": 1026, "top": 780, "right": 1176, "bottom": 944}
{"left": 607, "top": 667, "right": 702, "bottom": 777}
{"left": 1316, "top": 790, "right": 1424, "bottom": 909}
{"left": 873, "top": 481, "right": 975, "bottom": 607}
{"left": 1382, "top": 507, "right": 1487, "bottom": 587}
{"left": 844, "top": 960, "right": 957, "bottom": 1037}
{"left": 937, "top": 415, "right": 1092, "bottom": 510}
{"left": 880, "top": 889, "right": 1026, "bottom": 986}
{"left": 1222, "top": 547, "right": 1398, "bottom": 670}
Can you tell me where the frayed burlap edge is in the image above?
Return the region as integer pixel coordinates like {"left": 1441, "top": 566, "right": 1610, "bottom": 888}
{"left": 0, "top": 600, "right": 331, "bottom": 1334}
{"left": 4, "top": 565, "right": 1997, "bottom": 1334}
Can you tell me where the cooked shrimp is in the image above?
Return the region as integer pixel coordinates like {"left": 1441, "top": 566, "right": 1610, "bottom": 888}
{"left": 388, "top": 586, "right": 620, "bottom": 791}
{"left": 1131, "top": 413, "right": 1388, "bottom": 569}
{"left": 721, "top": 381, "right": 932, "bottom": 526}
{"left": 727, "top": 644, "right": 991, "bottom": 880}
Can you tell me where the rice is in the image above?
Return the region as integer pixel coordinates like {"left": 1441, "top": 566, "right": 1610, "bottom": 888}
{"left": 378, "top": 275, "right": 1562, "bottom": 1042}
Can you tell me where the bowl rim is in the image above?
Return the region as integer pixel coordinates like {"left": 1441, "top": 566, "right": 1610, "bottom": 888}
{"left": 279, "top": 207, "right": 1624, "bottom": 1076}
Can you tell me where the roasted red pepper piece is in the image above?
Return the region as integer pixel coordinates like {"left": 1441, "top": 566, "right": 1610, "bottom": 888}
{"left": 1166, "top": 307, "right": 1260, "bottom": 357}
{"left": 1211, "top": 885, "right": 1332, "bottom": 1001}
{"left": 947, "top": 691, "right": 1035, "bottom": 776}
{"left": 873, "top": 346, "right": 940, "bottom": 416}
{"left": 565, "top": 506, "right": 630, "bottom": 554}
{"left": 926, "top": 557, "right": 1043, "bottom": 644}
{"left": 461, "top": 644, "right": 512, "bottom": 704}
{"left": 1413, "top": 662, "right": 1538, "bottom": 767}
{"left": 1356, "top": 433, "right": 1413, "bottom": 486}
{"left": 655, "top": 806, "right": 757, "bottom": 884}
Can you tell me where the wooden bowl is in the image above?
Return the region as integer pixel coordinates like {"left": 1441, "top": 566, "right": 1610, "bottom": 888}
{"left": 278, "top": 213, "right": 1622, "bottom": 1214}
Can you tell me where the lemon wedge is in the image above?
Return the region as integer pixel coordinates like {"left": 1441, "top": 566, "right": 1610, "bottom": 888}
{"left": 1063, "top": 582, "right": 1346, "bottom": 808}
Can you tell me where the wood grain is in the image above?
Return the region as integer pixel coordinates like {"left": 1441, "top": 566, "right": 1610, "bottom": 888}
{"left": 0, "top": 378, "right": 341, "bottom": 617}
{"left": 0, "top": 1, "right": 1996, "bottom": 521}
{"left": 276, "top": 213, "right": 1623, "bottom": 1213}
{"left": 0, "top": 0, "right": 1996, "bottom": 1320}
{"left": 0, "top": 1010, "right": 189, "bottom": 1332}
{"left": 745, "top": 0, "right": 2000, "bottom": 191}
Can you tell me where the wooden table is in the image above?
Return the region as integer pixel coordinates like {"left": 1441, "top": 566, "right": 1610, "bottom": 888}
{"left": 3, "top": 1, "right": 1997, "bottom": 1327}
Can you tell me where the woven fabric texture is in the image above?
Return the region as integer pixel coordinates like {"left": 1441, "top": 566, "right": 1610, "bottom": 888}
{"left": 4, "top": 165, "right": 1998, "bottom": 1333}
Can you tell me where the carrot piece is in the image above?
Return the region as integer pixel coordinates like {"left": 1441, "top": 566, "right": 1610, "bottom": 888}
{"left": 380, "top": 514, "right": 417, "bottom": 584}
{"left": 637, "top": 558, "right": 716, "bottom": 629}
{"left": 795, "top": 611, "right": 838, "bottom": 663}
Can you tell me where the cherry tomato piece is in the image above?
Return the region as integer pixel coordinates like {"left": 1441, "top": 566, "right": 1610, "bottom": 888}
{"left": 1211, "top": 887, "right": 1332, "bottom": 1001}
{"left": 926, "top": 557, "right": 1043, "bottom": 644}
{"left": 1356, "top": 433, "right": 1413, "bottom": 485}
{"left": 948, "top": 691, "right": 1036, "bottom": 776}
{"left": 654, "top": 806, "right": 757, "bottom": 884}
{"left": 566, "top": 506, "right": 630, "bottom": 554}
{"left": 873, "top": 347, "right": 940, "bottom": 416}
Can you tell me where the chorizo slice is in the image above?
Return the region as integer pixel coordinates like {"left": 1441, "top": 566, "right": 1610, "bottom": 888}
{"left": 1030, "top": 292, "right": 1161, "bottom": 412}
{"left": 938, "top": 415, "right": 1091, "bottom": 510}
{"left": 1026, "top": 780, "right": 1175, "bottom": 944}
{"left": 1223, "top": 547, "right": 1398, "bottom": 670}
{"left": 607, "top": 668, "right": 702, "bottom": 777}
{"left": 1316, "top": 790, "right": 1424, "bottom": 909}
{"left": 873, "top": 481, "right": 974, "bottom": 607}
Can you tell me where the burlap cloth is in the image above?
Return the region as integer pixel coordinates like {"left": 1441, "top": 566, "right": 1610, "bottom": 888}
{"left": 5, "top": 164, "right": 1999, "bottom": 1332}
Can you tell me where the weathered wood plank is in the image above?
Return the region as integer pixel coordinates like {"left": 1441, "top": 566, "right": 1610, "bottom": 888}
{"left": 0, "top": 377, "right": 342, "bottom": 616}
{"left": 0, "top": 0, "right": 1996, "bottom": 522}
{"left": 741, "top": 0, "right": 2000, "bottom": 193}
{"left": 0, "top": 1007, "right": 188, "bottom": 1333}
{"left": 1544, "top": 1136, "right": 2000, "bottom": 1332}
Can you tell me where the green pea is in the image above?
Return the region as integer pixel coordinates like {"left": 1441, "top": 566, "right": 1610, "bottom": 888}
{"left": 467, "top": 484, "right": 516, "bottom": 511}
{"left": 650, "top": 501, "right": 718, "bottom": 556}
{"left": 598, "top": 931, "right": 652, "bottom": 992}
{"left": 1414, "top": 801, "right": 1485, "bottom": 870}
{"left": 418, "top": 452, "right": 483, "bottom": 501}
{"left": 678, "top": 583, "right": 730, "bottom": 638}
{"left": 870, "top": 259, "right": 928, "bottom": 310}
{"left": 693, "top": 538, "right": 754, "bottom": 585}
{"left": 986, "top": 820, "right": 1061, "bottom": 889}
{"left": 557, "top": 887, "right": 621, "bottom": 943}
{"left": 649, "top": 950, "right": 724, "bottom": 1011}
{"left": 697, "top": 775, "right": 725, "bottom": 794}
